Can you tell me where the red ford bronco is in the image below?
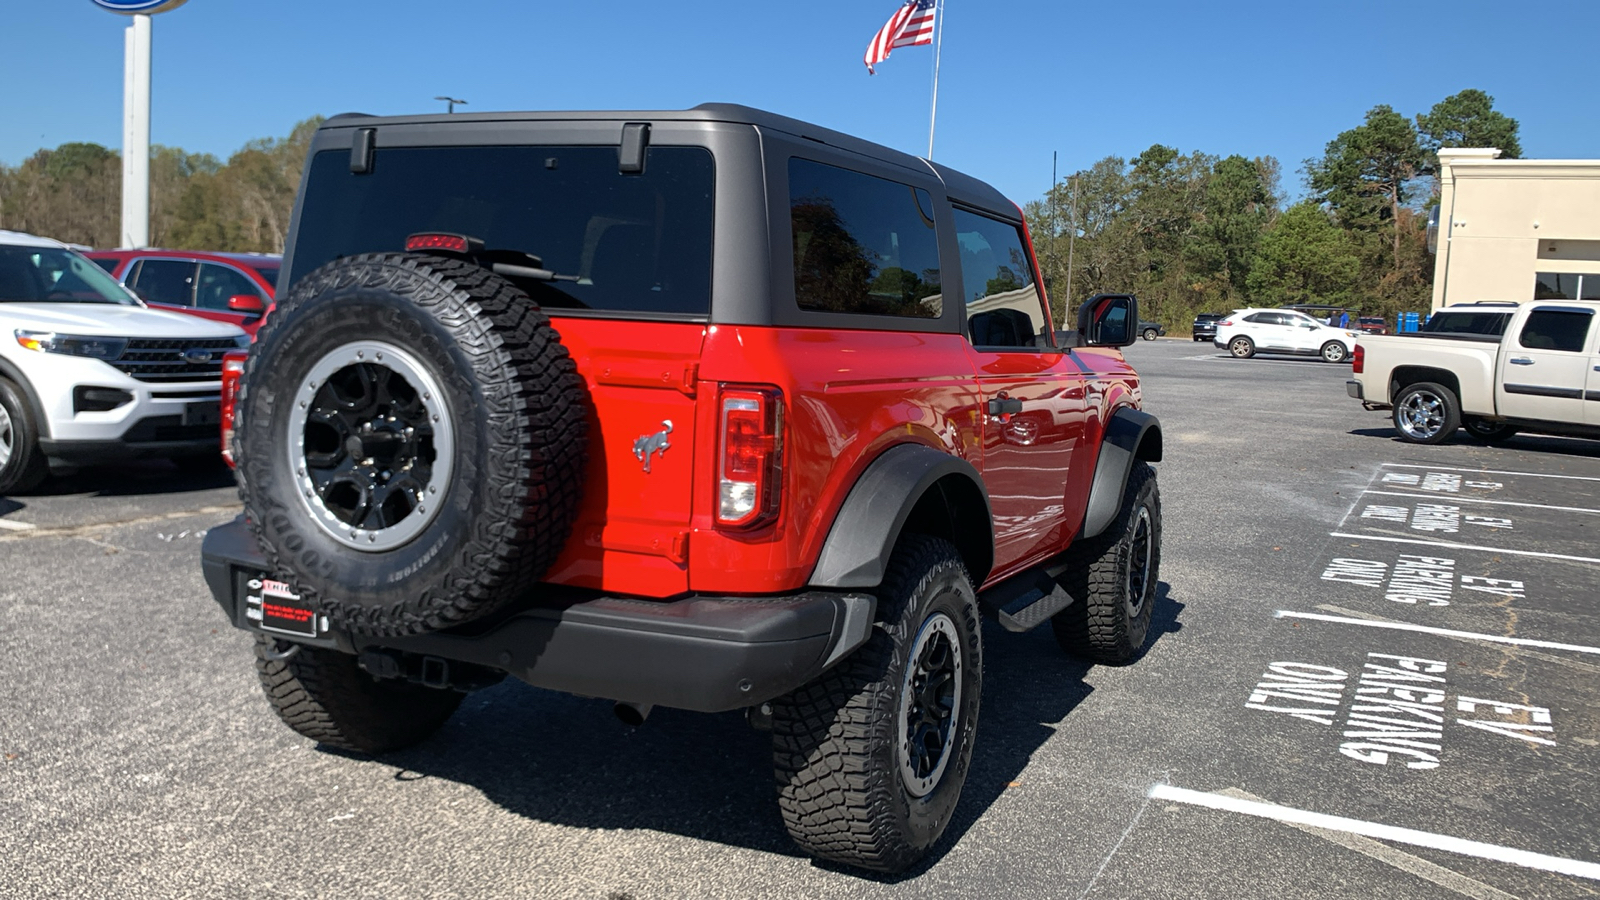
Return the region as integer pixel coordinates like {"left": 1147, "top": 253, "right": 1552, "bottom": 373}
{"left": 202, "top": 104, "right": 1163, "bottom": 873}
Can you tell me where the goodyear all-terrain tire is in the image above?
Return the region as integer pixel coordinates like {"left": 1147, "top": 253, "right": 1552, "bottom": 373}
{"left": 0, "top": 379, "right": 48, "bottom": 495}
{"left": 770, "top": 534, "right": 982, "bottom": 873}
{"left": 235, "top": 253, "right": 587, "bottom": 636}
{"left": 1052, "top": 461, "right": 1161, "bottom": 664}
{"left": 253, "top": 635, "right": 461, "bottom": 754}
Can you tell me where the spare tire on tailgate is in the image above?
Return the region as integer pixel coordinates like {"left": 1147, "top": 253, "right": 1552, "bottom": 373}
{"left": 235, "top": 253, "right": 587, "bottom": 636}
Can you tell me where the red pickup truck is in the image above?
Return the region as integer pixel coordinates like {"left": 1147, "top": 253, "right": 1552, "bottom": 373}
{"left": 202, "top": 105, "right": 1164, "bottom": 873}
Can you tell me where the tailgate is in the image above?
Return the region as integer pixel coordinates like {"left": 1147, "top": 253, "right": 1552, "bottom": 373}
{"left": 542, "top": 317, "right": 706, "bottom": 596}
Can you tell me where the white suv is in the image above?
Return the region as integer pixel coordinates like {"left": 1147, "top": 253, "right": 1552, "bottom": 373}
{"left": 0, "top": 231, "right": 248, "bottom": 492}
{"left": 1213, "top": 307, "right": 1360, "bottom": 363}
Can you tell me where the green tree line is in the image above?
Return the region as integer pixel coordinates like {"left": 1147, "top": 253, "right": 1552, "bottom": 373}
{"left": 1027, "top": 89, "right": 1522, "bottom": 329}
{"left": 0, "top": 116, "right": 323, "bottom": 253}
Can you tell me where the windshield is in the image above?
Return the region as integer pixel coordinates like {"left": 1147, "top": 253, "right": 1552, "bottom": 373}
{"left": 0, "top": 246, "right": 138, "bottom": 305}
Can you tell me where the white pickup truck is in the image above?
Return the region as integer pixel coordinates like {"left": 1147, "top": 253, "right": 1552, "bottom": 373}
{"left": 1348, "top": 299, "right": 1600, "bottom": 444}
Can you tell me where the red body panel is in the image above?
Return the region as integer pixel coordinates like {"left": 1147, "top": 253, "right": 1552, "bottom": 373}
{"left": 538, "top": 317, "right": 1141, "bottom": 598}
{"left": 86, "top": 249, "right": 278, "bottom": 337}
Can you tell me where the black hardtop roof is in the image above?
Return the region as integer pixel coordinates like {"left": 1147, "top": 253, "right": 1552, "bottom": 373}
{"left": 321, "top": 103, "right": 1016, "bottom": 217}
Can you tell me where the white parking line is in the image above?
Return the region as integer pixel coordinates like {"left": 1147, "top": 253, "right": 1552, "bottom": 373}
{"left": 1381, "top": 463, "right": 1600, "bottom": 483}
{"left": 1213, "top": 788, "right": 1519, "bottom": 900}
{"left": 1275, "top": 610, "right": 1600, "bottom": 656}
{"left": 1150, "top": 784, "right": 1600, "bottom": 882}
{"left": 0, "top": 519, "right": 36, "bottom": 531}
{"left": 1362, "top": 489, "right": 1600, "bottom": 516}
{"left": 1327, "top": 531, "right": 1600, "bottom": 565}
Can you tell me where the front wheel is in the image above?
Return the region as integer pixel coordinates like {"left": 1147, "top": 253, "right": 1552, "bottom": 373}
{"left": 1320, "top": 341, "right": 1349, "bottom": 363}
{"left": 771, "top": 534, "right": 982, "bottom": 873}
{"left": 1228, "top": 336, "right": 1255, "bottom": 359}
{"left": 1142, "top": 328, "right": 1159, "bottom": 341}
{"left": 1393, "top": 382, "right": 1461, "bottom": 444}
{"left": 0, "top": 379, "right": 48, "bottom": 495}
{"left": 1053, "top": 462, "right": 1161, "bottom": 663}
{"left": 1463, "top": 418, "right": 1518, "bottom": 444}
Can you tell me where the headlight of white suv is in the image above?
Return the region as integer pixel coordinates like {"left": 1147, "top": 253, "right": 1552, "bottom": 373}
{"left": 14, "top": 330, "right": 129, "bottom": 361}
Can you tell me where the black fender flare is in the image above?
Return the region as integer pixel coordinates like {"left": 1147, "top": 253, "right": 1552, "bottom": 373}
{"left": 809, "top": 443, "right": 993, "bottom": 589}
{"left": 1081, "top": 407, "right": 1162, "bottom": 540}
{"left": 0, "top": 357, "right": 50, "bottom": 439}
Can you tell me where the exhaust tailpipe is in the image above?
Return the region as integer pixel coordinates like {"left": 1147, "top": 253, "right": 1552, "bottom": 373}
{"left": 613, "top": 701, "right": 653, "bottom": 727}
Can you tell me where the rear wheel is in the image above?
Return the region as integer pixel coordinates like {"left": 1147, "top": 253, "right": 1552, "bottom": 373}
{"left": 1053, "top": 462, "right": 1161, "bottom": 663}
{"left": 1393, "top": 382, "right": 1460, "bottom": 444}
{"left": 1228, "top": 336, "right": 1255, "bottom": 359}
{"left": 1320, "top": 341, "right": 1349, "bottom": 363}
{"left": 1463, "top": 418, "right": 1518, "bottom": 444}
{"left": 253, "top": 636, "right": 461, "bottom": 754}
{"left": 771, "top": 534, "right": 982, "bottom": 873}
{"left": 0, "top": 379, "right": 48, "bottom": 495}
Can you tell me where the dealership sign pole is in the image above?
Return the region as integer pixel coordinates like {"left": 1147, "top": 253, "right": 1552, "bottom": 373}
{"left": 93, "top": 0, "right": 188, "bottom": 249}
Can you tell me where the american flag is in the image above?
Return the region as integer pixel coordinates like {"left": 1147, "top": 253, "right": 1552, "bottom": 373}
{"left": 864, "top": 0, "right": 937, "bottom": 75}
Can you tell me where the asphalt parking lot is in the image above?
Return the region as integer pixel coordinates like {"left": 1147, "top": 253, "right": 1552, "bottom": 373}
{"left": 3, "top": 338, "right": 1598, "bottom": 899}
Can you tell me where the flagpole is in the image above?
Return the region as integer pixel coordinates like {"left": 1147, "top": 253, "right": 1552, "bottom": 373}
{"left": 927, "top": 0, "right": 944, "bottom": 159}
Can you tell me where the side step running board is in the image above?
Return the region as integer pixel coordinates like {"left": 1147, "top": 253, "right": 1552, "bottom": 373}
{"left": 979, "top": 565, "right": 1078, "bottom": 633}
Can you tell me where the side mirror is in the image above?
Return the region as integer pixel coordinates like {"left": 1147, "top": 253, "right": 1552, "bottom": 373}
{"left": 1076, "top": 294, "right": 1137, "bottom": 348}
{"left": 227, "top": 294, "right": 265, "bottom": 313}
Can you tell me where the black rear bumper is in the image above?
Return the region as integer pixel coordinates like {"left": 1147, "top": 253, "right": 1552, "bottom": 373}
{"left": 200, "top": 518, "right": 875, "bottom": 713}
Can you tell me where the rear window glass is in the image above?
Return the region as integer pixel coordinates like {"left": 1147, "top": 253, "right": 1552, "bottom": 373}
{"left": 789, "top": 158, "right": 941, "bottom": 319}
{"left": 250, "top": 265, "right": 279, "bottom": 289}
{"left": 1422, "top": 311, "right": 1511, "bottom": 336}
{"left": 289, "top": 146, "right": 715, "bottom": 316}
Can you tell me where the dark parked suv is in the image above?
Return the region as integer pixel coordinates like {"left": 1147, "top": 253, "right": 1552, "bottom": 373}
{"left": 1192, "top": 312, "right": 1224, "bottom": 342}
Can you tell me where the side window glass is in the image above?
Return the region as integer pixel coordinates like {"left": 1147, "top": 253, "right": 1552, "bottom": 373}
{"left": 90, "top": 257, "right": 118, "bottom": 274}
{"left": 132, "top": 259, "right": 196, "bottom": 306}
{"left": 1244, "top": 312, "right": 1271, "bottom": 324}
{"left": 953, "top": 209, "right": 1046, "bottom": 349}
{"left": 196, "top": 263, "right": 259, "bottom": 310}
{"left": 788, "top": 158, "right": 942, "bottom": 319}
{"left": 1518, "top": 309, "right": 1594, "bottom": 353}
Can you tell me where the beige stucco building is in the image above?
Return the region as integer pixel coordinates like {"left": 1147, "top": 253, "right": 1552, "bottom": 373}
{"left": 1431, "top": 148, "right": 1600, "bottom": 312}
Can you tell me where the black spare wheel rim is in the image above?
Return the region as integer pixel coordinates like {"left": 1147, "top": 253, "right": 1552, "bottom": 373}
{"left": 235, "top": 253, "right": 587, "bottom": 637}
{"left": 289, "top": 341, "right": 454, "bottom": 552}
{"left": 898, "top": 611, "right": 963, "bottom": 798}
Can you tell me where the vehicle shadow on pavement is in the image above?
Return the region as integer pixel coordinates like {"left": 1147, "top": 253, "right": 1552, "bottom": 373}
{"left": 1349, "top": 427, "right": 1600, "bottom": 458}
{"left": 33, "top": 459, "right": 236, "bottom": 497}
{"left": 374, "top": 581, "right": 1185, "bottom": 878}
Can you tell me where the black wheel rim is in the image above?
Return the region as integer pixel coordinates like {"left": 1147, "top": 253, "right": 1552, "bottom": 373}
{"left": 1126, "top": 505, "right": 1153, "bottom": 617}
{"left": 897, "top": 611, "right": 962, "bottom": 798}
{"left": 288, "top": 341, "right": 454, "bottom": 551}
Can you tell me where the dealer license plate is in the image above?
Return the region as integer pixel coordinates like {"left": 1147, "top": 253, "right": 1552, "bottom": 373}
{"left": 243, "top": 575, "right": 319, "bottom": 637}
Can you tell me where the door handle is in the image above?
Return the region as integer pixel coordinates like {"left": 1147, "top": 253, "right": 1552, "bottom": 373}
{"left": 987, "top": 398, "right": 1024, "bottom": 416}
{"left": 1509, "top": 358, "right": 1535, "bottom": 366}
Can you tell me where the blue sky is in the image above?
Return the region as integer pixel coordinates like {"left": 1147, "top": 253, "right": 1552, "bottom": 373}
{"left": 3, "top": 0, "right": 1597, "bottom": 205}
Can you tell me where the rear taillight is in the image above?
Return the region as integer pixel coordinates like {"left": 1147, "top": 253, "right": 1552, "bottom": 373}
{"left": 717, "top": 385, "right": 784, "bottom": 530}
{"left": 220, "top": 349, "right": 248, "bottom": 468}
{"left": 1352, "top": 343, "right": 1364, "bottom": 373}
{"left": 1218, "top": 319, "right": 1233, "bottom": 327}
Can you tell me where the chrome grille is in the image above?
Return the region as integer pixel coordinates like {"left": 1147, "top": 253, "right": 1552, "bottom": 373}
{"left": 111, "top": 338, "right": 237, "bottom": 383}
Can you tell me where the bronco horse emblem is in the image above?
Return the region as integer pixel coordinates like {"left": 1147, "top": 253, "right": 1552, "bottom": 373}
{"left": 632, "top": 420, "right": 673, "bottom": 473}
